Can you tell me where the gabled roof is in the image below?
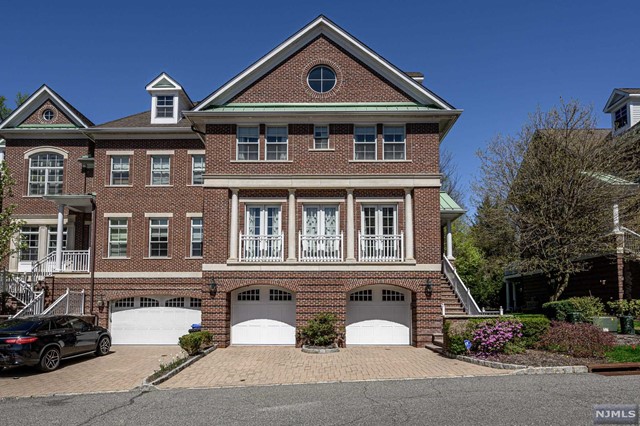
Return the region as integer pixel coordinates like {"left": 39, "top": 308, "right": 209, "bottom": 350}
{"left": 94, "top": 110, "right": 192, "bottom": 128}
{"left": 0, "top": 85, "right": 93, "bottom": 129}
{"left": 603, "top": 88, "right": 640, "bottom": 113}
{"left": 145, "top": 72, "right": 194, "bottom": 107}
{"left": 193, "top": 15, "right": 457, "bottom": 112}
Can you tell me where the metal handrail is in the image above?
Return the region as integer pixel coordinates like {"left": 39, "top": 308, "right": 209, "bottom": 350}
{"left": 358, "top": 232, "right": 404, "bottom": 262}
{"left": 12, "top": 291, "right": 44, "bottom": 318}
{"left": 239, "top": 233, "right": 284, "bottom": 262}
{"left": 42, "top": 289, "right": 85, "bottom": 316}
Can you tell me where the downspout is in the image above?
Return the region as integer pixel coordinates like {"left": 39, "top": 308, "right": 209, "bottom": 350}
{"left": 89, "top": 197, "right": 97, "bottom": 321}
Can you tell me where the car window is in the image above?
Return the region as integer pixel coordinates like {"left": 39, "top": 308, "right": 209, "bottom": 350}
{"left": 0, "top": 319, "right": 40, "bottom": 332}
{"left": 68, "top": 318, "right": 89, "bottom": 332}
{"left": 54, "top": 317, "right": 73, "bottom": 330}
{"left": 36, "top": 321, "right": 52, "bottom": 332}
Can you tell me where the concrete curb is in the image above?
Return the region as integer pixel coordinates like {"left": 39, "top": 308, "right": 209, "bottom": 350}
{"left": 452, "top": 353, "right": 588, "bottom": 374}
{"left": 140, "top": 345, "right": 217, "bottom": 388}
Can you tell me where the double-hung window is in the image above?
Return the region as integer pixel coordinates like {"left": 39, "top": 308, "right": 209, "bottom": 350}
{"left": 149, "top": 218, "right": 169, "bottom": 257}
{"left": 47, "top": 226, "right": 68, "bottom": 254}
{"left": 615, "top": 106, "right": 628, "bottom": 130}
{"left": 237, "top": 126, "right": 259, "bottom": 161}
{"left": 110, "top": 156, "right": 130, "bottom": 185}
{"left": 383, "top": 125, "right": 406, "bottom": 160}
{"left": 108, "top": 219, "right": 128, "bottom": 257}
{"left": 156, "top": 96, "right": 174, "bottom": 118}
{"left": 190, "top": 218, "right": 203, "bottom": 257}
{"left": 192, "top": 155, "right": 205, "bottom": 185}
{"left": 28, "top": 153, "right": 63, "bottom": 196}
{"left": 151, "top": 155, "right": 170, "bottom": 185}
{"left": 314, "top": 125, "right": 329, "bottom": 149}
{"left": 354, "top": 126, "right": 376, "bottom": 160}
{"left": 20, "top": 226, "right": 39, "bottom": 261}
{"left": 266, "top": 126, "right": 288, "bottom": 160}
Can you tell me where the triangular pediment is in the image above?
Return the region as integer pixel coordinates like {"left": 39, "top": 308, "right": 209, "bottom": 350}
{"left": 603, "top": 89, "right": 637, "bottom": 113}
{"left": 146, "top": 72, "right": 183, "bottom": 91}
{"left": 0, "top": 85, "right": 92, "bottom": 129}
{"left": 194, "top": 16, "right": 455, "bottom": 111}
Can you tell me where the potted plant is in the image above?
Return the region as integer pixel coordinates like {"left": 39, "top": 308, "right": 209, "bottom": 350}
{"left": 298, "top": 312, "right": 340, "bottom": 353}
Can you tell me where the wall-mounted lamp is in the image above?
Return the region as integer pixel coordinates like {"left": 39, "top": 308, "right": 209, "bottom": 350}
{"left": 96, "top": 294, "right": 105, "bottom": 311}
{"left": 209, "top": 278, "right": 218, "bottom": 296}
{"left": 424, "top": 279, "right": 433, "bottom": 296}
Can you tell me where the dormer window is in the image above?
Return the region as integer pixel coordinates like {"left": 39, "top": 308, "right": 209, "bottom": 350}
{"left": 156, "top": 96, "right": 174, "bottom": 118}
{"left": 614, "top": 106, "right": 628, "bottom": 130}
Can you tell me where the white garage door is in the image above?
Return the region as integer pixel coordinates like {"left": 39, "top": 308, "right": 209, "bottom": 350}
{"left": 231, "top": 287, "right": 295, "bottom": 345}
{"left": 346, "top": 287, "right": 411, "bottom": 345}
{"left": 110, "top": 296, "right": 202, "bottom": 345}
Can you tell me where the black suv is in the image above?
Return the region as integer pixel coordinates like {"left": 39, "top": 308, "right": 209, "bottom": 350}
{"left": 0, "top": 316, "right": 111, "bottom": 372}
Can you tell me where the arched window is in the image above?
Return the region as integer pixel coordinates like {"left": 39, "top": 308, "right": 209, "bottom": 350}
{"left": 28, "top": 152, "right": 64, "bottom": 196}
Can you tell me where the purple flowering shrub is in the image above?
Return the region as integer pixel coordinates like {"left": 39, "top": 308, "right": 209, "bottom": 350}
{"left": 536, "top": 321, "right": 616, "bottom": 358}
{"left": 472, "top": 319, "right": 523, "bottom": 355}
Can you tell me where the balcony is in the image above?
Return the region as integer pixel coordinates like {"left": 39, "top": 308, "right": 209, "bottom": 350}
{"left": 358, "top": 232, "right": 404, "bottom": 262}
{"left": 239, "top": 233, "right": 284, "bottom": 262}
{"left": 299, "top": 233, "right": 343, "bottom": 262}
{"left": 32, "top": 250, "right": 91, "bottom": 282}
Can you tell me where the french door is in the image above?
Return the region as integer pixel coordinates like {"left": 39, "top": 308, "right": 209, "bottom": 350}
{"left": 302, "top": 205, "right": 340, "bottom": 260}
{"left": 244, "top": 205, "right": 282, "bottom": 261}
{"left": 360, "top": 205, "right": 400, "bottom": 261}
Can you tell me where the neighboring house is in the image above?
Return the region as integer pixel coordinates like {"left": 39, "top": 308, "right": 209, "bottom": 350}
{"left": 0, "top": 16, "right": 469, "bottom": 347}
{"left": 505, "top": 88, "right": 640, "bottom": 311}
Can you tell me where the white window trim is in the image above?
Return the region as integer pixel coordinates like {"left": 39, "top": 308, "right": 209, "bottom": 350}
{"left": 104, "top": 212, "right": 133, "bottom": 218}
{"left": 191, "top": 154, "right": 205, "bottom": 185}
{"left": 23, "top": 146, "right": 69, "bottom": 159}
{"left": 145, "top": 212, "right": 174, "bottom": 218}
{"left": 360, "top": 204, "right": 398, "bottom": 235}
{"left": 108, "top": 218, "right": 128, "bottom": 258}
{"left": 353, "top": 125, "right": 377, "bottom": 161}
{"left": 265, "top": 125, "right": 289, "bottom": 161}
{"left": 382, "top": 124, "right": 406, "bottom": 161}
{"left": 190, "top": 217, "right": 203, "bottom": 258}
{"left": 27, "top": 152, "right": 64, "bottom": 196}
{"left": 148, "top": 217, "right": 170, "bottom": 258}
{"left": 313, "top": 125, "right": 330, "bottom": 150}
{"left": 110, "top": 155, "right": 130, "bottom": 186}
{"left": 236, "top": 126, "right": 260, "bottom": 161}
{"left": 150, "top": 154, "right": 171, "bottom": 186}
{"left": 151, "top": 94, "right": 178, "bottom": 124}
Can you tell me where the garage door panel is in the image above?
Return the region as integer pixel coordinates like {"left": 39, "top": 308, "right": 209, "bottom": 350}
{"left": 346, "top": 289, "right": 411, "bottom": 346}
{"left": 111, "top": 306, "right": 201, "bottom": 345}
{"left": 231, "top": 290, "right": 295, "bottom": 345}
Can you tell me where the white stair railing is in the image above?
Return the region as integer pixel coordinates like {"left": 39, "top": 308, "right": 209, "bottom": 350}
{"left": 1, "top": 271, "right": 35, "bottom": 307}
{"left": 12, "top": 291, "right": 45, "bottom": 318}
{"left": 299, "top": 232, "right": 343, "bottom": 262}
{"left": 31, "top": 252, "right": 56, "bottom": 283}
{"left": 42, "top": 289, "right": 85, "bottom": 316}
{"left": 622, "top": 227, "right": 640, "bottom": 254}
{"left": 442, "top": 256, "right": 482, "bottom": 316}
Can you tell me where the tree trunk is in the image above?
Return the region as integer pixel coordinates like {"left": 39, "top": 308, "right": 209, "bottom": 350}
{"left": 550, "top": 272, "right": 571, "bottom": 302}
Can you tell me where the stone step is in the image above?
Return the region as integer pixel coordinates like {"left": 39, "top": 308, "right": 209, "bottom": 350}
{"left": 425, "top": 343, "right": 445, "bottom": 354}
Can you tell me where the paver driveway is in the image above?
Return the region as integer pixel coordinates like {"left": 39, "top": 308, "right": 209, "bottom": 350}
{"left": 160, "top": 346, "right": 508, "bottom": 389}
{"left": 0, "top": 345, "right": 184, "bottom": 398}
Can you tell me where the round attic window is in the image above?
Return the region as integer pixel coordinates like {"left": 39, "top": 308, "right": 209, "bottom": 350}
{"left": 307, "top": 66, "right": 336, "bottom": 93}
{"left": 42, "top": 109, "right": 55, "bottom": 121}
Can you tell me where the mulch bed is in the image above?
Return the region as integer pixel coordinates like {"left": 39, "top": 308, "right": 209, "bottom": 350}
{"left": 472, "top": 333, "right": 640, "bottom": 367}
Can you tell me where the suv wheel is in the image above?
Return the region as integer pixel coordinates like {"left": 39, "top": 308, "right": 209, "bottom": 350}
{"left": 96, "top": 336, "right": 111, "bottom": 356}
{"left": 39, "top": 347, "right": 61, "bottom": 372}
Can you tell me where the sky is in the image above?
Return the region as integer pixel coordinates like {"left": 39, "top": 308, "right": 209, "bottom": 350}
{"left": 2, "top": 1, "right": 639, "bottom": 215}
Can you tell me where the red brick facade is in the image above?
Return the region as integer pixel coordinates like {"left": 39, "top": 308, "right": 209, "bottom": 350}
{"left": 1, "top": 18, "right": 460, "bottom": 349}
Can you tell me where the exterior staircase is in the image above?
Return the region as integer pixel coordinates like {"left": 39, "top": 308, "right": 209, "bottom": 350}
{"left": 1, "top": 250, "right": 89, "bottom": 318}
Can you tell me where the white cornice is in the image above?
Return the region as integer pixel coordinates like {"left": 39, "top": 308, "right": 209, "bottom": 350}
{"left": 204, "top": 174, "right": 441, "bottom": 189}
{"left": 203, "top": 263, "right": 441, "bottom": 272}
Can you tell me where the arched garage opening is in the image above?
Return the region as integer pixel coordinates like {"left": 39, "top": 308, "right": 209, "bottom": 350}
{"left": 110, "top": 295, "right": 202, "bottom": 345}
{"left": 346, "top": 285, "right": 412, "bottom": 346}
{"left": 230, "top": 286, "right": 296, "bottom": 345}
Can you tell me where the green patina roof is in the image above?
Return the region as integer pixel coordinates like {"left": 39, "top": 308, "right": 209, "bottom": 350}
{"left": 440, "top": 191, "right": 465, "bottom": 215}
{"left": 585, "top": 171, "right": 638, "bottom": 186}
{"left": 202, "top": 102, "right": 441, "bottom": 113}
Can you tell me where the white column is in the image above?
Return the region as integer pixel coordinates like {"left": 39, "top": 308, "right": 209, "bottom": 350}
{"left": 346, "top": 189, "right": 356, "bottom": 262}
{"left": 446, "top": 219, "right": 454, "bottom": 260}
{"left": 613, "top": 203, "right": 620, "bottom": 232}
{"left": 287, "top": 189, "right": 296, "bottom": 262}
{"left": 228, "top": 189, "right": 239, "bottom": 262}
{"left": 505, "top": 279, "right": 511, "bottom": 312}
{"left": 55, "top": 204, "right": 65, "bottom": 271}
{"left": 404, "top": 188, "right": 414, "bottom": 262}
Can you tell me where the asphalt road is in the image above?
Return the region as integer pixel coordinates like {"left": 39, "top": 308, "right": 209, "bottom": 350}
{"left": 2, "top": 373, "right": 639, "bottom": 426}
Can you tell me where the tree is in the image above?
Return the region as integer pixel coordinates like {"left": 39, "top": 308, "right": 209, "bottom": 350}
{"left": 440, "top": 148, "right": 464, "bottom": 206}
{"left": 475, "top": 100, "right": 639, "bottom": 301}
{"left": 0, "top": 92, "right": 28, "bottom": 122}
{"left": 0, "top": 161, "right": 24, "bottom": 264}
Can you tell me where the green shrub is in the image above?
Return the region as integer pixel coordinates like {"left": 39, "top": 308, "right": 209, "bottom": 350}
{"left": 608, "top": 300, "right": 640, "bottom": 318}
{"left": 537, "top": 321, "right": 616, "bottom": 358}
{"left": 542, "top": 297, "right": 605, "bottom": 322}
{"left": 542, "top": 300, "right": 574, "bottom": 321}
{"left": 504, "top": 340, "right": 526, "bottom": 355}
{"left": 514, "top": 315, "right": 550, "bottom": 348}
{"left": 443, "top": 321, "right": 473, "bottom": 355}
{"left": 178, "top": 330, "right": 214, "bottom": 356}
{"left": 298, "top": 312, "right": 338, "bottom": 347}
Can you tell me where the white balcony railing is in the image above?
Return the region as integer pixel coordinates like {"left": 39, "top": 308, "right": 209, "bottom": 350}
{"left": 358, "top": 232, "right": 404, "bottom": 262}
{"left": 299, "top": 232, "right": 343, "bottom": 262}
{"left": 32, "top": 250, "right": 90, "bottom": 282}
{"left": 239, "top": 233, "right": 284, "bottom": 262}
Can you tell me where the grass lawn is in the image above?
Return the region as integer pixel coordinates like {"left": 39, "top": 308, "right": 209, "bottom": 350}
{"left": 606, "top": 345, "right": 640, "bottom": 363}
{"left": 635, "top": 320, "right": 639, "bottom": 332}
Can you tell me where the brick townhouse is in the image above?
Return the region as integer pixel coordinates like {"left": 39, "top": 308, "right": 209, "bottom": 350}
{"left": 0, "top": 16, "right": 467, "bottom": 348}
